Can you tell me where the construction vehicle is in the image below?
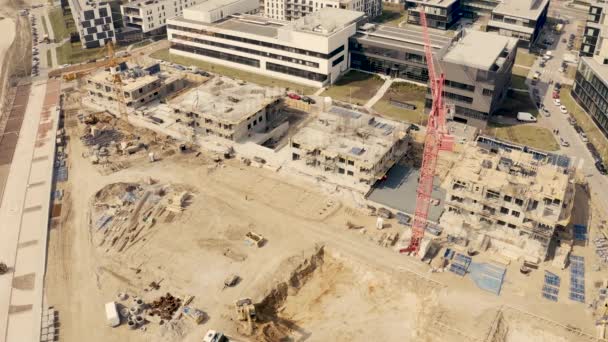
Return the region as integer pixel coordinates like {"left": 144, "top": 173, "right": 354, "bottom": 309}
{"left": 399, "top": 6, "right": 453, "bottom": 256}
{"left": 234, "top": 298, "right": 256, "bottom": 335}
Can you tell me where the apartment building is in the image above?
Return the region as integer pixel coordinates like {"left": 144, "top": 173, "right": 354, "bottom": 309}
{"left": 486, "top": 0, "right": 549, "bottom": 47}
{"left": 442, "top": 140, "right": 575, "bottom": 260}
{"left": 350, "top": 26, "right": 517, "bottom": 128}
{"left": 169, "top": 76, "right": 284, "bottom": 141}
{"left": 405, "top": 0, "right": 462, "bottom": 30}
{"left": 261, "top": 0, "right": 381, "bottom": 21}
{"left": 460, "top": 0, "right": 500, "bottom": 18}
{"left": 572, "top": 0, "right": 608, "bottom": 137}
{"left": 290, "top": 107, "right": 409, "bottom": 189}
{"left": 121, "top": 0, "right": 207, "bottom": 36}
{"left": 85, "top": 63, "right": 186, "bottom": 108}
{"left": 67, "top": 0, "right": 116, "bottom": 48}
{"left": 167, "top": 5, "right": 361, "bottom": 87}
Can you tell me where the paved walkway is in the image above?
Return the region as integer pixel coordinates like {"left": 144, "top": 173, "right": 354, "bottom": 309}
{"left": 0, "top": 79, "right": 61, "bottom": 342}
{"left": 364, "top": 78, "right": 393, "bottom": 109}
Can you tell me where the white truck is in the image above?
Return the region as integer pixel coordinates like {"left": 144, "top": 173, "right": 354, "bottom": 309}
{"left": 105, "top": 302, "right": 120, "bottom": 327}
{"left": 203, "top": 330, "right": 228, "bottom": 342}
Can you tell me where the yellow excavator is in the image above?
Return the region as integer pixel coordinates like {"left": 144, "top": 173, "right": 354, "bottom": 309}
{"left": 234, "top": 298, "right": 256, "bottom": 335}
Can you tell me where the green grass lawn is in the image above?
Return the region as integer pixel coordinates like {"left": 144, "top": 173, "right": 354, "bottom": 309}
{"left": 372, "top": 82, "right": 426, "bottom": 124}
{"left": 130, "top": 39, "right": 153, "bottom": 49}
{"left": 511, "top": 65, "right": 529, "bottom": 90}
{"left": 515, "top": 48, "right": 536, "bottom": 67}
{"left": 495, "top": 90, "right": 538, "bottom": 117}
{"left": 488, "top": 123, "right": 559, "bottom": 151}
{"left": 48, "top": 7, "right": 71, "bottom": 41}
{"left": 561, "top": 86, "right": 608, "bottom": 162}
{"left": 150, "top": 49, "right": 317, "bottom": 94}
{"left": 321, "top": 70, "right": 384, "bottom": 105}
{"left": 374, "top": 5, "right": 407, "bottom": 27}
{"left": 46, "top": 49, "right": 52, "bottom": 68}
{"left": 56, "top": 41, "right": 107, "bottom": 65}
{"left": 41, "top": 15, "right": 49, "bottom": 36}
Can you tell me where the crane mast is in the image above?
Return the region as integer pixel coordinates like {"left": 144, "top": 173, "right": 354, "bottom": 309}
{"left": 400, "top": 8, "right": 450, "bottom": 254}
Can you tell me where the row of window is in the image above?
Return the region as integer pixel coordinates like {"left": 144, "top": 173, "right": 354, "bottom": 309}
{"left": 444, "top": 79, "right": 475, "bottom": 92}
{"left": 266, "top": 62, "right": 328, "bottom": 82}
{"left": 172, "top": 34, "right": 320, "bottom": 68}
{"left": 171, "top": 43, "right": 260, "bottom": 68}
{"left": 168, "top": 24, "right": 344, "bottom": 60}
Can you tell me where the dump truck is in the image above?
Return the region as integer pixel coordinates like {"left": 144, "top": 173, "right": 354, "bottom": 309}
{"left": 245, "top": 232, "right": 264, "bottom": 247}
{"left": 105, "top": 302, "right": 120, "bottom": 327}
{"left": 234, "top": 298, "right": 256, "bottom": 335}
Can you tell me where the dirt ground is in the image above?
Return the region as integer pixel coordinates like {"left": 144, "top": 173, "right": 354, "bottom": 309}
{"left": 44, "top": 102, "right": 606, "bottom": 342}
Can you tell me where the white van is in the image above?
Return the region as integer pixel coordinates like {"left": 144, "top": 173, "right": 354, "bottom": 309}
{"left": 517, "top": 112, "right": 537, "bottom": 122}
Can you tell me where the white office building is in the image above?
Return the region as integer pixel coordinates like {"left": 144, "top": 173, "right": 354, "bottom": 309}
{"left": 261, "top": 0, "right": 381, "bottom": 21}
{"left": 67, "top": 0, "right": 116, "bottom": 48}
{"left": 167, "top": 3, "right": 361, "bottom": 87}
{"left": 121, "top": 0, "right": 209, "bottom": 34}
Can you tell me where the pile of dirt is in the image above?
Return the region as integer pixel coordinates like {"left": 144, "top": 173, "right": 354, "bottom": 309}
{"left": 251, "top": 245, "right": 325, "bottom": 341}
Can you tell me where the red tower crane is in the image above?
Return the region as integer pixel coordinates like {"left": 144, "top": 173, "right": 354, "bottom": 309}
{"left": 400, "top": 8, "right": 452, "bottom": 254}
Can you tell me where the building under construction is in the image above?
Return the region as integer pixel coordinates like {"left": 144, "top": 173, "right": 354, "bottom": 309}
{"left": 441, "top": 141, "right": 576, "bottom": 261}
{"left": 169, "top": 76, "right": 284, "bottom": 142}
{"left": 290, "top": 107, "right": 409, "bottom": 190}
{"left": 85, "top": 62, "right": 186, "bottom": 109}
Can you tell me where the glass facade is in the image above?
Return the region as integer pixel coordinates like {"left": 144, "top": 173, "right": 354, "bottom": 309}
{"left": 350, "top": 52, "right": 429, "bottom": 83}
{"left": 171, "top": 42, "right": 261, "bottom": 68}
{"left": 572, "top": 60, "right": 608, "bottom": 137}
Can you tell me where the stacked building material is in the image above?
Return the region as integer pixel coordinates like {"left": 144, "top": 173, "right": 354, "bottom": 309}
{"left": 149, "top": 293, "right": 182, "bottom": 321}
{"left": 569, "top": 255, "right": 586, "bottom": 303}
{"left": 594, "top": 237, "right": 608, "bottom": 264}
{"left": 542, "top": 271, "right": 560, "bottom": 302}
{"left": 449, "top": 253, "right": 472, "bottom": 277}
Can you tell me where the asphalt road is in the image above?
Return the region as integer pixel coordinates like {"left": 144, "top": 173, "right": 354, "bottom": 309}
{"left": 527, "top": 21, "right": 608, "bottom": 213}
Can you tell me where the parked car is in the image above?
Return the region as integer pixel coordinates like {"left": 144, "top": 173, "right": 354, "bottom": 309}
{"left": 409, "top": 123, "right": 420, "bottom": 131}
{"left": 173, "top": 65, "right": 185, "bottom": 71}
{"left": 555, "top": 82, "right": 562, "bottom": 89}
{"left": 587, "top": 142, "right": 600, "bottom": 158}
{"left": 559, "top": 105, "right": 568, "bottom": 114}
{"left": 542, "top": 107, "right": 550, "bottom": 116}
{"left": 568, "top": 116, "right": 576, "bottom": 125}
{"left": 562, "top": 38, "right": 567, "bottom": 43}
{"left": 580, "top": 132, "right": 589, "bottom": 142}
{"left": 595, "top": 161, "right": 608, "bottom": 175}
{"left": 302, "top": 96, "right": 315, "bottom": 104}
{"left": 560, "top": 138, "right": 570, "bottom": 147}
{"left": 554, "top": 98, "right": 561, "bottom": 106}
{"left": 287, "top": 93, "right": 301, "bottom": 100}
{"left": 574, "top": 125, "right": 583, "bottom": 134}
{"left": 552, "top": 91, "right": 560, "bottom": 99}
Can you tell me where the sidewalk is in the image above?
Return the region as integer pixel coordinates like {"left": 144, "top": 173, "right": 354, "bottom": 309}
{"left": 0, "top": 79, "right": 61, "bottom": 342}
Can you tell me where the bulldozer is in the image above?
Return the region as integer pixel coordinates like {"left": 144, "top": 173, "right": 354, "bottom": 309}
{"left": 234, "top": 298, "right": 256, "bottom": 335}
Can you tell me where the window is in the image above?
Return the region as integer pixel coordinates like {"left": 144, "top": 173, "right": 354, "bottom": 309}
{"left": 171, "top": 43, "right": 260, "bottom": 68}
{"left": 338, "top": 168, "right": 345, "bottom": 174}
{"left": 332, "top": 55, "right": 344, "bottom": 67}
{"left": 503, "top": 195, "right": 512, "bottom": 202}
{"left": 292, "top": 142, "right": 300, "bottom": 148}
{"left": 292, "top": 153, "right": 300, "bottom": 160}
{"left": 338, "top": 157, "right": 345, "bottom": 163}
{"left": 445, "top": 80, "right": 475, "bottom": 92}
{"left": 507, "top": 223, "right": 516, "bottom": 228}
{"left": 497, "top": 220, "right": 506, "bottom": 226}
{"left": 84, "top": 10, "right": 95, "bottom": 20}
{"left": 347, "top": 170, "right": 354, "bottom": 176}
{"left": 486, "top": 190, "right": 500, "bottom": 199}
{"left": 511, "top": 210, "right": 520, "bottom": 217}
{"left": 515, "top": 198, "right": 524, "bottom": 206}
{"left": 347, "top": 160, "right": 354, "bottom": 166}
{"left": 99, "top": 7, "right": 108, "bottom": 17}
{"left": 500, "top": 207, "right": 509, "bottom": 214}
{"left": 483, "top": 88, "right": 493, "bottom": 96}
{"left": 266, "top": 62, "right": 327, "bottom": 82}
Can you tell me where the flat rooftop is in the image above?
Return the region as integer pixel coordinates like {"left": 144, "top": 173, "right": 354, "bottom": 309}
{"left": 170, "top": 76, "right": 283, "bottom": 123}
{"left": 283, "top": 8, "right": 365, "bottom": 36}
{"left": 492, "top": 0, "right": 549, "bottom": 20}
{"left": 354, "top": 25, "right": 454, "bottom": 53}
{"left": 192, "top": 0, "right": 250, "bottom": 13}
{"left": 582, "top": 56, "right": 608, "bottom": 85}
{"left": 442, "top": 30, "right": 517, "bottom": 70}
{"left": 89, "top": 72, "right": 160, "bottom": 92}
{"left": 292, "top": 107, "right": 405, "bottom": 167}
{"left": 449, "top": 144, "right": 571, "bottom": 201}
{"left": 406, "top": 0, "right": 459, "bottom": 8}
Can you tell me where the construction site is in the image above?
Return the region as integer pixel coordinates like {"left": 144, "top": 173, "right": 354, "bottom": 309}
{"left": 0, "top": 3, "right": 607, "bottom": 342}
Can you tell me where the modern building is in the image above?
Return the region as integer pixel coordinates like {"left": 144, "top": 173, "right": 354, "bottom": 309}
{"left": 67, "top": 0, "right": 117, "bottom": 48}
{"left": 290, "top": 106, "right": 409, "bottom": 187}
{"left": 441, "top": 140, "right": 575, "bottom": 260}
{"left": 262, "top": 0, "right": 381, "bottom": 21}
{"left": 405, "top": 0, "right": 462, "bottom": 30}
{"left": 350, "top": 26, "right": 517, "bottom": 127}
{"left": 437, "top": 29, "right": 517, "bottom": 126}
{"left": 486, "top": 0, "right": 549, "bottom": 47}
{"left": 572, "top": 0, "right": 608, "bottom": 138}
{"left": 85, "top": 62, "right": 186, "bottom": 108}
{"left": 167, "top": 5, "right": 361, "bottom": 87}
{"left": 121, "top": 0, "right": 209, "bottom": 36}
{"left": 460, "top": 0, "right": 500, "bottom": 18}
{"left": 169, "top": 76, "right": 284, "bottom": 141}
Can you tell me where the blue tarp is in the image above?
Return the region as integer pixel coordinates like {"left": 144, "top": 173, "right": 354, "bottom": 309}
{"left": 569, "top": 255, "right": 586, "bottom": 303}
{"left": 574, "top": 224, "right": 588, "bottom": 241}
{"left": 449, "top": 253, "right": 471, "bottom": 277}
{"left": 469, "top": 262, "right": 506, "bottom": 295}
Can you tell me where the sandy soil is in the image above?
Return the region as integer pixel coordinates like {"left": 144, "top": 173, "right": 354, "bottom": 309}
{"left": 44, "top": 99, "right": 605, "bottom": 342}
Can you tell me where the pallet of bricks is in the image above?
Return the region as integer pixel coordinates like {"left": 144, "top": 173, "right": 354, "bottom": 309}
{"left": 40, "top": 306, "right": 58, "bottom": 342}
{"left": 593, "top": 236, "right": 608, "bottom": 264}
